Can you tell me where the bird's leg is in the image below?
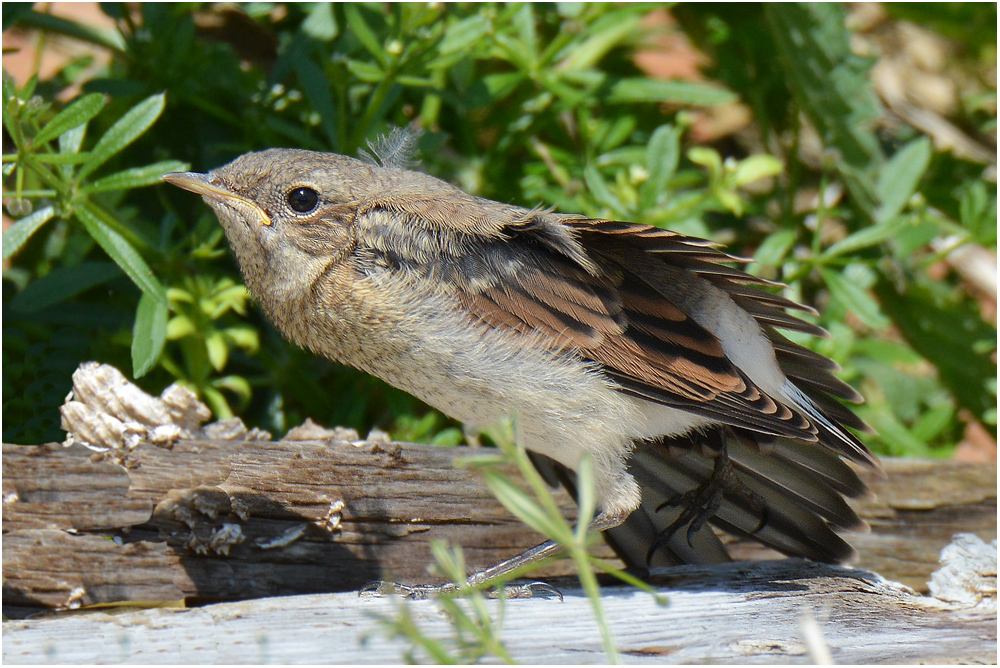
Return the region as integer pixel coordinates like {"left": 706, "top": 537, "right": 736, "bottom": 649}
{"left": 645, "top": 448, "right": 725, "bottom": 563}
{"left": 362, "top": 511, "right": 627, "bottom": 599}
{"left": 646, "top": 447, "right": 770, "bottom": 564}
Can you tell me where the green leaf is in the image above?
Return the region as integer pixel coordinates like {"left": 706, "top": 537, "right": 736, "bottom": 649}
{"left": 732, "top": 154, "right": 783, "bottom": 188}
{"left": 344, "top": 5, "right": 387, "bottom": 67}
{"left": 132, "top": 291, "right": 168, "bottom": 377}
{"left": 2, "top": 205, "right": 55, "bottom": 260}
{"left": 293, "top": 55, "right": 340, "bottom": 149}
{"left": 166, "top": 315, "right": 196, "bottom": 340}
{"left": 439, "top": 15, "right": 491, "bottom": 55}
{"left": 75, "top": 204, "right": 166, "bottom": 305}
{"left": 224, "top": 326, "right": 259, "bottom": 352}
{"left": 33, "top": 152, "right": 91, "bottom": 164}
{"left": 874, "top": 275, "right": 998, "bottom": 430}
{"left": 33, "top": 93, "right": 106, "bottom": 145}
{"left": 482, "top": 469, "right": 570, "bottom": 542}
{"left": 344, "top": 58, "right": 384, "bottom": 83}
{"left": 82, "top": 160, "right": 187, "bottom": 193}
{"left": 641, "top": 124, "right": 681, "bottom": 210}
{"left": 301, "top": 2, "right": 338, "bottom": 41}
{"left": 559, "top": 14, "right": 639, "bottom": 72}
{"left": 863, "top": 409, "right": 933, "bottom": 457}
{"left": 60, "top": 123, "right": 86, "bottom": 153}
{"left": 214, "top": 375, "right": 252, "bottom": 404}
{"left": 688, "top": 146, "right": 722, "bottom": 180}
{"left": 583, "top": 165, "right": 623, "bottom": 213}
{"left": 575, "top": 454, "right": 596, "bottom": 540}
{"left": 821, "top": 267, "right": 889, "bottom": 330}
{"left": 822, "top": 215, "right": 909, "bottom": 258}
{"left": 764, "top": 3, "right": 884, "bottom": 219}
{"left": 9, "top": 261, "right": 121, "bottom": 312}
{"left": 14, "top": 9, "right": 125, "bottom": 51}
{"left": 206, "top": 332, "right": 228, "bottom": 371}
{"left": 755, "top": 229, "right": 797, "bottom": 267}
{"left": 876, "top": 137, "right": 931, "bottom": 223}
{"left": 78, "top": 93, "right": 166, "bottom": 181}
{"left": 910, "top": 403, "right": 955, "bottom": 443}
{"left": 606, "top": 79, "right": 737, "bottom": 106}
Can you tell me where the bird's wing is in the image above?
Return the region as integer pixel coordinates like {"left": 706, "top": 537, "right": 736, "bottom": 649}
{"left": 357, "top": 202, "right": 873, "bottom": 464}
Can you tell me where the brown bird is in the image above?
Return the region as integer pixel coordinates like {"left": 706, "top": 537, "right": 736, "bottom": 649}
{"left": 164, "top": 138, "right": 880, "bottom": 588}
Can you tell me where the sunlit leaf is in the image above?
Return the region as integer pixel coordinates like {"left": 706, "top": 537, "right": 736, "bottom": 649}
{"left": 876, "top": 137, "right": 931, "bottom": 223}
{"left": 75, "top": 204, "right": 166, "bottom": 305}
{"left": 822, "top": 215, "right": 910, "bottom": 258}
{"left": 2, "top": 205, "right": 55, "bottom": 260}
{"left": 132, "top": 291, "right": 168, "bottom": 377}
{"left": 206, "top": 331, "right": 229, "bottom": 371}
{"left": 440, "top": 14, "right": 491, "bottom": 55}
{"left": 78, "top": 93, "right": 166, "bottom": 181}
{"left": 607, "top": 79, "right": 737, "bottom": 106}
{"left": 33, "top": 93, "right": 105, "bottom": 146}
{"left": 821, "top": 268, "right": 889, "bottom": 330}
{"left": 732, "top": 154, "right": 783, "bottom": 188}
{"left": 83, "top": 160, "right": 188, "bottom": 193}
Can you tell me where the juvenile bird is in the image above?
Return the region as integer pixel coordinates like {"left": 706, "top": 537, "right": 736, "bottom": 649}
{"left": 164, "top": 138, "right": 880, "bottom": 585}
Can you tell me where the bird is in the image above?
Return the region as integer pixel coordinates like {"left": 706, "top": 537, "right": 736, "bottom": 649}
{"left": 163, "top": 136, "right": 881, "bottom": 589}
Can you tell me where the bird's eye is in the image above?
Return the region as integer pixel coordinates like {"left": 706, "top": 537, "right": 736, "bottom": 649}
{"left": 287, "top": 187, "right": 319, "bottom": 213}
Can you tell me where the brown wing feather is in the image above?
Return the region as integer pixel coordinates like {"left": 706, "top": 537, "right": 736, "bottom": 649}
{"left": 364, "top": 208, "right": 872, "bottom": 461}
{"left": 438, "top": 218, "right": 831, "bottom": 441}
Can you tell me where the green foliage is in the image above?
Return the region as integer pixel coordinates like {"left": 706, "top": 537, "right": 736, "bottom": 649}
{"left": 373, "top": 427, "right": 664, "bottom": 663}
{"left": 3, "top": 3, "right": 996, "bottom": 458}
{"left": 371, "top": 541, "right": 517, "bottom": 664}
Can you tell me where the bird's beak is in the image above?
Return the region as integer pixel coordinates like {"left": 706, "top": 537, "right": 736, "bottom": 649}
{"left": 162, "top": 172, "right": 273, "bottom": 226}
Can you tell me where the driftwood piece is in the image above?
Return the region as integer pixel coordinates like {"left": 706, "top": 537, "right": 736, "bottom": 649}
{"left": 2, "top": 436, "right": 996, "bottom": 617}
{"left": 2, "top": 560, "right": 996, "bottom": 664}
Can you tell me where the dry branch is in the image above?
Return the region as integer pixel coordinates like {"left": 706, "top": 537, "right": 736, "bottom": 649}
{"left": 3, "top": 436, "right": 995, "bottom": 616}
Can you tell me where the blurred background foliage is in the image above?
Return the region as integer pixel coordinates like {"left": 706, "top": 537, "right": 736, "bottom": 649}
{"left": 3, "top": 3, "right": 996, "bottom": 460}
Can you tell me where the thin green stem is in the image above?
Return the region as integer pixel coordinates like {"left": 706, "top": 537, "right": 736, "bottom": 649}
{"left": 812, "top": 168, "right": 829, "bottom": 257}
{"left": 571, "top": 545, "right": 619, "bottom": 663}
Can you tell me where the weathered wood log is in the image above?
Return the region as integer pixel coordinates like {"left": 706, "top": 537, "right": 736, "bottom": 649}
{"left": 2, "top": 560, "right": 996, "bottom": 664}
{"left": 2, "top": 438, "right": 995, "bottom": 618}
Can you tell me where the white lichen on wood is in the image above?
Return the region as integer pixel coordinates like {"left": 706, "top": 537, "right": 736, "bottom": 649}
{"left": 928, "top": 533, "right": 998, "bottom": 609}
{"left": 60, "top": 362, "right": 271, "bottom": 463}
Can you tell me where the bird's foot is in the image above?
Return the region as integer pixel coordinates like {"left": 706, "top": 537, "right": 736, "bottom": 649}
{"left": 360, "top": 579, "right": 562, "bottom": 601}
{"left": 646, "top": 449, "right": 735, "bottom": 565}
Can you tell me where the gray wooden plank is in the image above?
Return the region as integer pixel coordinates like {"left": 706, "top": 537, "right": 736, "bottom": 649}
{"left": 3, "top": 561, "right": 995, "bottom": 664}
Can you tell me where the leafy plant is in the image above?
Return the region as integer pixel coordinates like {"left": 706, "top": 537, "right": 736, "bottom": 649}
{"left": 373, "top": 424, "right": 664, "bottom": 664}
{"left": 3, "top": 3, "right": 996, "bottom": 457}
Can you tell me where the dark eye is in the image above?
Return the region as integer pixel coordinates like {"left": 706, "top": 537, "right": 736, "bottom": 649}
{"left": 287, "top": 187, "right": 319, "bottom": 213}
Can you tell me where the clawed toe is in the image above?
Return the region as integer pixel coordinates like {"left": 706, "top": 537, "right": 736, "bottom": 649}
{"left": 359, "top": 579, "right": 562, "bottom": 601}
{"left": 495, "top": 580, "right": 563, "bottom": 601}
{"left": 360, "top": 580, "right": 456, "bottom": 599}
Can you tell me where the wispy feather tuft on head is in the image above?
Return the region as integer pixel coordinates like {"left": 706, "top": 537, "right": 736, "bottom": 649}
{"left": 359, "top": 127, "right": 422, "bottom": 169}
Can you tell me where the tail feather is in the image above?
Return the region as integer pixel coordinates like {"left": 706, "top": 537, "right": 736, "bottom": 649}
{"left": 602, "top": 426, "right": 865, "bottom": 573}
